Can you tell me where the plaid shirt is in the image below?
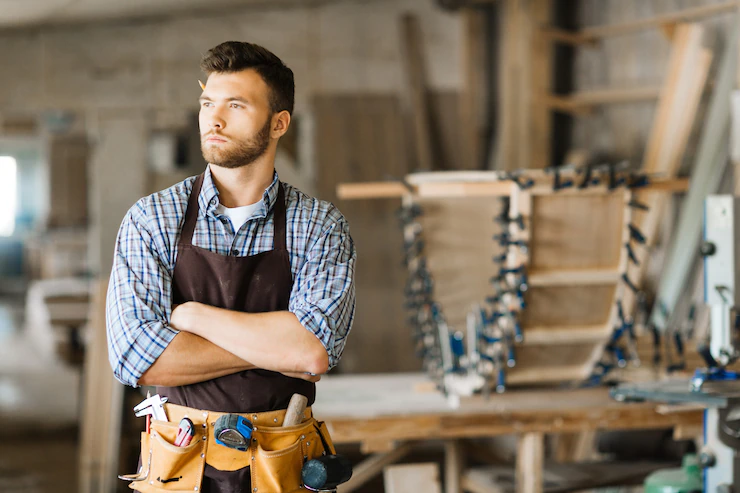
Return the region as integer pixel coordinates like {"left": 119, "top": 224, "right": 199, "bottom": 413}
{"left": 106, "top": 166, "right": 356, "bottom": 387}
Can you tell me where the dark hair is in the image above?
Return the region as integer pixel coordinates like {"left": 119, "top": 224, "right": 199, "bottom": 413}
{"left": 200, "top": 41, "right": 294, "bottom": 115}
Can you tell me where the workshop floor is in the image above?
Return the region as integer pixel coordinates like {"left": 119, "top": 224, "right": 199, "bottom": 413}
{"left": 0, "top": 294, "right": 80, "bottom": 493}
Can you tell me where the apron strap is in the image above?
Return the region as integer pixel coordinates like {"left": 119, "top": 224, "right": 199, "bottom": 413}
{"left": 180, "top": 173, "right": 205, "bottom": 247}
{"left": 273, "top": 181, "right": 287, "bottom": 251}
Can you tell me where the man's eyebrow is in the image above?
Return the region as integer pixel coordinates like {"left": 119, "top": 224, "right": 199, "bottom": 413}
{"left": 198, "top": 96, "right": 249, "bottom": 103}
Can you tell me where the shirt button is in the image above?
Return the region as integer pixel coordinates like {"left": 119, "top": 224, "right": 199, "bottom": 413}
{"left": 232, "top": 249, "right": 239, "bottom": 255}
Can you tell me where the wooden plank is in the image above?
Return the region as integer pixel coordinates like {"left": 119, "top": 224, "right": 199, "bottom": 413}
{"left": 445, "top": 440, "right": 465, "bottom": 493}
{"left": 516, "top": 433, "right": 544, "bottom": 493}
{"left": 529, "top": 192, "right": 626, "bottom": 270}
{"left": 336, "top": 182, "right": 408, "bottom": 200}
{"left": 313, "top": 374, "right": 703, "bottom": 444}
{"left": 420, "top": 195, "right": 505, "bottom": 335}
{"left": 649, "top": 21, "right": 738, "bottom": 332}
{"left": 542, "top": 1, "right": 739, "bottom": 45}
{"left": 314, "top": 94, "right": 415, "bottom": 373}
{"left": 520, "top": 285, "right": 616, "bottom": 327}
{"left": 460, "top": 8, "right": 488, "bottom": 170}
{"left": 336, "top": 177, "right": 689, "bottom": 200}
{"left": 384, "top": 463, "right": 442, "bottom": 493}
{"left": 400, "top": 14, "right": 434, "bottom": 171}
{"left": 545, "top": 86, "right": 661, "bottom": 113}
{"left": 78, "top": 280, "right": 124, "bottom": 493}
{"left": 528, "top": 269, "right": 620, "bottom": 286}
{"left": 625, "top": 24, "right": 711, "bottom": 317}
{"left": 523, "top": 325, "right": 611, "bottom": 345}
{"left": 493, "top": 0, "right": 522, "bottom": 170}
{"left": 338, "top": 443, "right": 414, "bottom": 493}
{"left": 529, "top": 0, "right": 553, "bottom": 169}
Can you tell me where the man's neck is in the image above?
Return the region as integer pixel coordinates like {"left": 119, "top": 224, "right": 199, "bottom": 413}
{"left": 208, "top": 160, "right": 274, "bottom": 208}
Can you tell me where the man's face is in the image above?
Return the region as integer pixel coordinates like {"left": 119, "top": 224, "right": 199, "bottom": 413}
{"left": 199, "top": 69, "right": 274, "bottom": 169}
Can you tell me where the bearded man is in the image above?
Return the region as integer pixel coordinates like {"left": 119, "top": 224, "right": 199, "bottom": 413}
{"left": 106, "top": 41, "right": 356, "bottom": 493}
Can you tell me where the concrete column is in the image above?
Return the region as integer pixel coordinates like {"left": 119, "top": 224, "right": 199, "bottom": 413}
{"left": 88, "top": 110, "right": 148, "bottom": 277}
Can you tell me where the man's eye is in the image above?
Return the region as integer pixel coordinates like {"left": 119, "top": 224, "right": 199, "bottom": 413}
{"left": 201, "top": 102, "right": 212, "bottom": 107}
{"left": 230, "top": 103, "right": 242, "bottom": 109}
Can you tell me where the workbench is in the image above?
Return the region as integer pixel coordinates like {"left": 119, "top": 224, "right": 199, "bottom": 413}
{"left": 312, "top": 373, "right": 703, "bottom": 493}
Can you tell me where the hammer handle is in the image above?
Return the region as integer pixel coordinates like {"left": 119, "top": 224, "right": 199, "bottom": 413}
{"left": 283, "top": 393, "right": 308, "bottom": 427}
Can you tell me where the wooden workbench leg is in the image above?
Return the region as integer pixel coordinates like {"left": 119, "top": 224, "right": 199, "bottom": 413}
{"left": 516, "top": 433, "right": 544, "bottom": 493}
{"left": 445, "top": 439, "right": 464, "bottom": 493}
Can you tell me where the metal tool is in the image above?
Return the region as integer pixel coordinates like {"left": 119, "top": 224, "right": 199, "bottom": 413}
{"left": 134, "top": 394, "right": 169, "bottom": 422}
{"left": 174, "top": 418, "right": 194, "bottom": 447}
{"left": 302, "top": 454, "right": 353, "bottom": 492}
{"left": 214, "top": 414, "right": 253, "bottom": 451}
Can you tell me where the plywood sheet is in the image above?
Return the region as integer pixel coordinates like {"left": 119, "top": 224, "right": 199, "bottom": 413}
{"left": 520, "top": 285, "right": 616, "bottom": 328}
{"left": 314, "top": 94, "right": 416, "bottom": 373}
{"left": 529, "top": 193, "right": 625, "bottom": 270}
{"left": 419, "top": 196, "right": 505, "bottom": 333}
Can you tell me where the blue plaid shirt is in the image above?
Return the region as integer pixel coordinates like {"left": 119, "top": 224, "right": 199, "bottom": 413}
{"left": 106, "top": 166, "right": 356, "bottom": 387}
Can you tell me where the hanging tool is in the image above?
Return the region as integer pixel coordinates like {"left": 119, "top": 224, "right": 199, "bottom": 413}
{"left": 283, "top": 393, "right": 309, "bottom": 427}
{"left": 302, "top": 454, "right": 353, "bottom": 492}
{"left": 174, "top": 418, "right": 194, "bottom": 447}
{"left": 214, "top": 415, "right": 253, "bottom": 452}
{"left": 134, "top": 394, "right": 169, "bottom": 422}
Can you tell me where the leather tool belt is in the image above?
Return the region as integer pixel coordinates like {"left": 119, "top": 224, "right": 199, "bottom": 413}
{"left": 121, "top": 402, "right": 336, "bottom": 493}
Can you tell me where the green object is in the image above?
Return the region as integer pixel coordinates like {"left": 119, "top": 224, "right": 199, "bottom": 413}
{"left": 644, "top": 454, "right": 702, "bottom": 493}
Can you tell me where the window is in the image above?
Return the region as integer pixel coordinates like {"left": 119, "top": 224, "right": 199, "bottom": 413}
{"left": 0, "top": 157, "right": 17, "bottom": 237}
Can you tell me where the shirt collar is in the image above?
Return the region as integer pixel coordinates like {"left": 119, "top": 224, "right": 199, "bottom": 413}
{"left": 199, "top": 165, "right": 280, "bottom": 219}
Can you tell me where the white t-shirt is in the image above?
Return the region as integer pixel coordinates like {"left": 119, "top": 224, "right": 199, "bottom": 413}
{"left": 216, "top": 201, "right": 261, "bottom": 232}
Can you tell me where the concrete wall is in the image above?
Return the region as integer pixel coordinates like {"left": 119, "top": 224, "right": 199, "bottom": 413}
{"left": 573, "top": 0, "right": 736, "bottom": 166}
{"left": 0, "top": 0, "right": 462, "bottom": 272}
{"left": 0, "top": 1, "right": 461, "bottom": 114}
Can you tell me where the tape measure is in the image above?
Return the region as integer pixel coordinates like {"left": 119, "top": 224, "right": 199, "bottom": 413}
{"left": 214, "top": 414, "right": 253, "bottom": 451}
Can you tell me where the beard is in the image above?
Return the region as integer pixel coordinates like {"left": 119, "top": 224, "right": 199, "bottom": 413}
{"left": 201, "top": 115, "right": 272, "bottom": 169}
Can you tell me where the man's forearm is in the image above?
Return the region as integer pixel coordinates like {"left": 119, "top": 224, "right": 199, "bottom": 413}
{"left": 173, "top": 302, "right": 329, "bottom": 375}
{"left": 138, "top": 331, "right": 255, "bottom": 387}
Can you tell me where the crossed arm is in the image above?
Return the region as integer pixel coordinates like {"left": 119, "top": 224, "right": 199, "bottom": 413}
{"left": 138, "top": 306, "right": 327, "bottom": 387}
{"left": 106, "top": 203, "right": 355, "bottom": 389}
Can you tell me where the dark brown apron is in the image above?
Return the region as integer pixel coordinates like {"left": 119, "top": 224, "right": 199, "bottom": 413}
{"left": 155, "top": 172, "right": 316, "bottom": 493}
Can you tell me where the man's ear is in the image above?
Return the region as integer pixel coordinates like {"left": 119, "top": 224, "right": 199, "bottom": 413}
{"left": 271, "top": 110, "right": 291, "bottom": 139}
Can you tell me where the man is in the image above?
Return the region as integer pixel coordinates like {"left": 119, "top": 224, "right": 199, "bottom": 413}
{"left": 107, "top": 41, "right": 356, "bottom": 492}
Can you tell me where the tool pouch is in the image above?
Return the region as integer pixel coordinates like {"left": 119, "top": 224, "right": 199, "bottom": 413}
{"left": 129, "top": 420, "right": 207, "bottom": 492}
{"left": 123, "top": 405, "right": 336, "bottom": 493}
{"left": 250, "top": 418, "right": 336, "bottom": 493}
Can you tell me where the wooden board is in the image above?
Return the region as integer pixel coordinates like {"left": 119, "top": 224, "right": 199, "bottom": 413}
{"left": 312, "top": 374, "right": 703, "bottom": 445}
{"left": 384, "top": 463, "right": 442, "bottom": 493}
{"left": 529, "top": 193, "right": 625, "bottom": 270}
{"left": 314, "top": 94, "right": 417, "bottom": 373}
{"left": 418, "top": 196, "right": 504, "bottom": 336}
{"left": 519, "top": 285, "right": 616, "bottom": 328}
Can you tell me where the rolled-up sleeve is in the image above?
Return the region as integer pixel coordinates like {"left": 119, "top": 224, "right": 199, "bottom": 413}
{"left": 106, "top": 204, "right": 178, "bottom": 387}
{"left": 289, "top": 214, "right": 356, "bottom": 370}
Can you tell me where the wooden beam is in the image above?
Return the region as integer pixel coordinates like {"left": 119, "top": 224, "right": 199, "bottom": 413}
{"left": 336, "top": 182, "right": 408, "bottom": 200}
{"left": 338, "top": 443, "right": 414, "bottom": 493}
{"left": 445, "top": 440, "right": 465, "bottom": 493}
{"left": 516, "top": 433, "right": 544, "bottom": 493}
{"left": 545, "top": 86, "right": 662, "bottom": 114}
{"left": 528, "top": 268, "right": 621, "bottom": 286}
{"left": 400, "top": 14, "right": 434, "bottom": 171}
{"left": 384, "top": 463, "right": 442, "bottom": 493}
{"left": 523, "top": 325, "right": 611, "bottom": 345}
{"left": 542, "top": 1, "right": 739, "bottom": 45}
{"left": 529, "top": 0, "right": 553, "bottom": 169}
{"left": 460, "top": 8, "right": 488, "bottom": 169}
{"left": 336, "top": 177, "right": 689, "bottom": 200}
